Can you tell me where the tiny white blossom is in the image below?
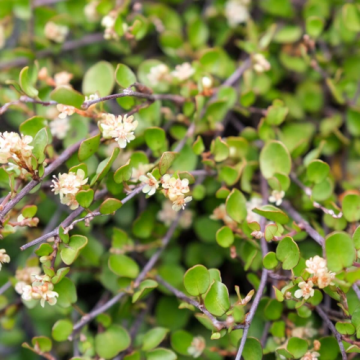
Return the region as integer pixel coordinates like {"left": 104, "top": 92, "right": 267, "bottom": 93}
{"left": 253, "top": 53, "right": 271, "bottom": 73}
{"left": 225, "top": 0, "right": 250, "bottom": 27}
{"left": 57, "top": 104, "right": 75, "bottom": 118}
{"left": 158, "top": 201, "right": 192, "bottom": 228}
{"left": 101, "top": 13, "right": 118, "bottom": 40}
{"left": 0, "top": 249, "right": 10, "bottom": 270}
{"left": 246, "top": 197, "right": 262, "bottom": 223}
{"left": 171, "top": 62, "right": 195, "bottom": 81}
{"left": 172, "top": 195, "right": 192, "bottom": 211}
{"left": 54, "top": 71, "right": 73, "bottom": 87}
{"left": 44, "top": 21, "right": 69, "bottom": 43}
{"left": 50, "top": 117, "right": 70, "bottom": 139}
{"left": 294, "top": 281, "right": 314, "bottom": 300}
{"left": 147, "top": 64, "right": 170, "bottom": 85}
{"left": 201, "top": 76, "right": 212, "bottom": 89}
{"left": 131, "top": 163, "right": 153, "bottom": 182}
{"left": 139, "top": 173, "right": 159, "bottom": 196}
{"left": 0, "top": 132, "right": 33, "bottom": 165}
{"left": 85, "top": 93, "right": 100, "bottom": 102}
{"left": 268, "top": 190, "right": 285, "bottom": 206}
{"left": 84, "top": 1, "right": 100, "bottom": 22}
{"left": 187, "top": 336, "right": 206, "bottom": 358}
{"left": 305, "top": 255, "right": 327, "bottom": 275}
{"left": 316, "top": 270, "right": 335, "bottom": 289}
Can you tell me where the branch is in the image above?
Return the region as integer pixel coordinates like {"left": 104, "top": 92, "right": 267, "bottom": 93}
{"left": 156, "top": 275, "right": 245, "bottom": 331}
{"left": 235, "top": 175, "right": 269, "bottom": 360}
{"left": 352, "top": 284, "right": 360, "bottom": 301}
{"left": 68, "top": 212, "right": 182, "bottom": 339}
{"left": 316, "top": 306, "right": 347, "bottom": 360}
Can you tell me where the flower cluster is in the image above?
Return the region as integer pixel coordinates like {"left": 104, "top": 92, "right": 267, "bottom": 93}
{"left": 171, "top": 62, "right": 195, "bottom": 81}
{"left": 147, "top": 64, "right": 171, "bottom": 85}
{"left": 50, "top": 117, "right": 70, "bottom": 139}
{"left": 22, "top": 275, "right": 59, "bottom": 307}
{"left": 54, "top": 71, "right": 73, "bottom": 87}
{"left": 138, "top": 173, "right": 192, "bottom": 211}
{"left": 252, "top": 53, "right": 271, "bottom": 73}
{"left": 98, "top": 113, "right": 138, "bottom": 148}
{"left": 44, "top": 21, "right": 69, "bottom": 43}
{"left": 187, "top": 336, "right": 206, "bottom": 358}
{"left": 0, "top": 132, "right": 34, "bottom": 170}
{"left": 147, "top": 62, "right": 195, "bottom": 85}
{"left": 158, "top": 201, "right": 192, "bottom": 229}
{"left": 301, "top": 351, "right": 320, "bottom": 360}
{"left": 51, "top": 169, "right": 88, "bottom": 209}
{"left": 101, "top": 12, "right": 118, "bottom": 40}
{"left": 85, "top": 93, "right": 100, "bottom": 102}
{"left": 84, "top": 1, "right": 100, "bottom": 22}
{"left": 57, "top": 104, "right": 75, "bottom": 119}
{"left": 295, "top": 256, "right": 335, "bottom": 300}
{"left": 0, "top": 249, "right": 10, "bottom": 270}
{"left": 225, "top": 0, "right": 250, "bottom": 27}
{"left": 131, "top": 163, "right": 153, "bottom": 182}
{"left": 15, "top": 266, "right": 41, "bottom": 295}
{"left": 268, "top": 190, "right": 285, "bottom": 206}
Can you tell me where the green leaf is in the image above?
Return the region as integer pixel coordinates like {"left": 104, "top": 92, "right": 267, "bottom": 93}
{"left": 75, "top": 189, "right": 94, "bottom": 209}
{"left": 52, "top": 319, "right": 73, "bottom": 342}
{"left": 50, "top": 86, "right": 85, "bottom": 109}
{"left": 100, "top": 198, "right": 123, "bottom": 215}
{"left": 263, "top": 252, "right": 279, "bottom": 270}
{"left": 216, "top": 226, "right": 234, "bottom": 248}
{"left": 20, "top": 116, "right": 47, "bottom": 138}
{"left": 287, "top": 337, "right": 308, "bottom": 358}
{"left": 159, "top": 152, "right": 178, "bottom": 175}
{"left": 32, "top": 128, "right": 48, "bottom": 164}
{"left": 342, "top": 193, "right": 360, "bottom": 222}
{"left": 51, "top": 267, "right": 70, "bottom": 284}
{"left": 204, "top": 280, "right": 230, "bottom": 317}
{"left": 343, "top": 4, "right": 360, "bottom": 32}
{"left": 253, "top": 205, "right": 289, "bottom": 224}
{"left": 108, "top": 254, "right": 139, "bottom": 278}
{"left": 264, "top": 298, "right": 283, "bottom": 320}
{"left": 276, "top": 236, "right": 300, "bottom": 270}
{"left": 347, "top": 108, "right": 360, "bottom": 136}
{"left": 115, "top": 64, "right": 137, "bottom": 88}
{"left": 306, "top": 16, "right": 324, "bottom": 38}
{"left": 132, "top": 279, "right": 158, "bottom": 303}
{"left": 272, "top": 286, "right": 284, "bottom": 302}
{"left": 335, "top": 322, "right": 355, "bottom": 336}
{"left": 22, "top": 205, "right": 37, "bottom": 218}
{"left": 306, "top": 160, "right": 330, "bottom": 184}
{"left": 31, "top": 336, "right": 52, "bottom": 352}
{"left": 225, "top": 189, "right": 247, "bottom": 223}
{"left": 82, "top": 61, "right": 115, "bottom": 97}
{"left": 183, "top": 265, "right": 210, "bottom": 296}
{"left": 171, "top": 330, "right": 193, "bottom": 355}
{"left": 114, "top": 160, "right": 132, "bottom": 183}
{"left": 265, "top": 100, "right": 288, "bottom": 126}
{"left": 325, "top": 232, "right": 356, "bottom": 272}
{"left": 78, "top": 133, "right": 101, "bottom": 161}
{"left": 19, "top": 66, "right": 38, "bottom": 97}
{"left": 192, "top": 136, "right": 205, "bottom": 155}
{"left": 353, "top": 226, "right": 360, "bottom": 250}
{"left": 351, "top": 309, "right": 360, "bottom": 338}
{"left": 146, "top": 348, "right": 177, "bottom": 360}
{"left": 35, "top": 243, "right": 53, "bottom": 257}
{"left": 188, "top": 18, "right": 208, "bottom": 48}
{"left": 95, "top": 325, "right": 131, "bottom": 359}
{"left": 145, "top": 127, "right": 166, "bottom": 152}
{"left": 91, "top": 147, "right": 120, "bottom": 184}
{"left": 53, "top": 278, "right": 77, "bottom": 308}
{"left": 260, "top": 141, "right": 292, "bottom": 179}
{"left": 142, "top": 327, "right": 169, "bottom": 351}
{"left": 60, "top": 235, "right": 88, "bottom": 265}
{"left": 210, "top": 137, "right": 229, "bottom": 162}
{"left": 243, "top": 337, "right": 262, "bottom": 360}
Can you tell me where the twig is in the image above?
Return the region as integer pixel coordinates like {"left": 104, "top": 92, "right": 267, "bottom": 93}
{"left": 316, "top": 306, "right": 347, "bottom": 360}
{"left": 156, "top": 276, "right": 245, "bottom": 331}
{"left": 235, "top": 175, "right": 269, "bottom": 360}
{"left": 69, "top": 212, "right": 182, "bottom": 339}
{"left": 352, "top": 284, "right": 360, "bottom": 301}
{"left": 0, "top": 281, "right": 11, "bottom": 295}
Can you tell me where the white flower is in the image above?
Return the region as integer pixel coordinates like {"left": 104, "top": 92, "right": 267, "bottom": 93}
{"left": 51, "top": 169, "right": 88, "bottom": 209}
{"left": 0, "top": 132, "right": 33, "bottom": 164}
{"left": 21, "top": 276, "right": 59, "bottom": 307}
{"left": 139, "top": 173, "right": 159, "bottom": 196}
{"left": 101, "top": 14, "right": 115, "bottom": 28}
{"left": 0, "top": 25, "right": 5, "bottom": 49}
{"left": 246, "top": 197, "right": 262, "bottom": 223}
{"left": 301, "top": 351, "right": 320, "bottom": 360}
{"left": 101, "top": 13, "right": 118, "bottom": 40}
{"left": 253, "top": 54, "right": 271, "bottom": 73}
{"left": 44, "top": 21, "right": 69, "bottom": 43}
{"left": 268, "top": 190, "right": 285, "bottom": 206}
{"left": 15, "top": 266, "right": 41, "bottom": 284}
{"left": 316, "top": 270, "right": 335, "bottom": 289}
{"left": 15, "top": 281, "right": 27, "bottom": 295}
{"left": 294, "top": 281, "right": 314, "bottom": 300}
{"left": 225, "top": 0, "right": 249, "bottom": 27}
{"left": 54, "top": 71, "right": 73, "bottom": 87}
{"left": 158, "top": 201, "right": 193, "bottom": 228}
{"left": 305, "top": 256, "right": 327, "bottom": 275}
{"left": 0, "top": 249, "right": 10, "bottom": 270}
{"left": 187, "top": 336, "right": 206, "bottom": 358}
{"left": 166, "top": 177, "right": 190, "bottom": 202}
{"left": 85, "top": 93, "right": 100, "bottom": 102}
{"left": 57, "top": 104, "right": 75, "bottom": 118}
{"left": 84, "top": 1, "right": 100, "bottom": 22}
{"left": 131, "top": 163, "right": 153, "bottom": 182}
{"left": 50, "top": 117, "right": 70, "bottom": 139}
{"left": 171, "top": 63, "right": 195, "bottom": 81}
{"left": 201, "top": 76, "right": 212, "bottom": 89}
{"left": 172, "top": 195, "right": 192, "bottom": 211}
{"left": 99, "top": 113, "right": 138, "bottom": 149}
{"left": 147, "top": 64, "right": 170, "bottom": 85}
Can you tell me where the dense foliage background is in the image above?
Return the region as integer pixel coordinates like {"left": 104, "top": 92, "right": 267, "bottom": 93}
{"left": 2, "top": 0, "right": 360, "bottom": 359}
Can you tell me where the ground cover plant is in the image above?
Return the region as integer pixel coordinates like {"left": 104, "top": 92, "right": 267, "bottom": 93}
{"left": 1, "top": 0, "right": 360, "bottom": 359}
